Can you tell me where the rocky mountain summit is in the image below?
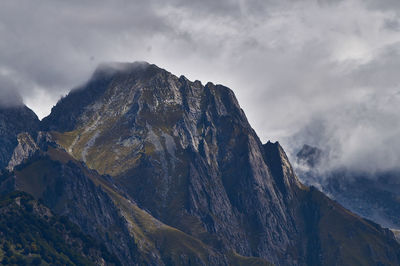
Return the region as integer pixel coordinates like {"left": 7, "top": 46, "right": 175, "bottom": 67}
{"left": 1, "top": 62, "right": 400, "bottom": 265}
{"left": 0, "top": 105, "right": 39, "bottom": 170}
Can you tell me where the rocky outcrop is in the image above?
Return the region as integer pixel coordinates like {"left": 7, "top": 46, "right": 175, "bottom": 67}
{"left": 263, "top": 141, "right": 304, "bottom": 198}
{"left": 392, "top": 229, "right": 400, "bottom": 243}
{"left": 7, "top": 133, "right": 39, "bottom": 171}
{"left": 0, "top": 105, "right": 39, "bottom": 170}
{"left": 42, "top": 62, "right": 400, "bottom": 265}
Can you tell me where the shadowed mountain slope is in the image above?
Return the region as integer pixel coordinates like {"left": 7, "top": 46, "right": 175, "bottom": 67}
{"left": 0, "top": 191, "right": 120, "bottom": 265}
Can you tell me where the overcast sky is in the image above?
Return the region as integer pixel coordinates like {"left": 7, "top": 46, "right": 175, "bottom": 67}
{"left": 1, "top": 0, "right": 400, "bottom": 173}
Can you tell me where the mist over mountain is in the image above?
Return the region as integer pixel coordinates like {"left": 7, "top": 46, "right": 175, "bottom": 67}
{"left": 295, "top": 143, "right": 400, "bottom": 231}
{"left": 285, "top": 92, "right": 400, "bottom": 174}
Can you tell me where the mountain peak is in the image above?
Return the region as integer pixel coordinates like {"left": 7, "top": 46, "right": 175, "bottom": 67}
{"left": 91, "top": 61, "right": 168, "bottom": 81}
{"left": 263, "top": 141, "right": 304, "bottom": 196}
{"left": 93, "top": 61, "right": 150, "bottom": 75}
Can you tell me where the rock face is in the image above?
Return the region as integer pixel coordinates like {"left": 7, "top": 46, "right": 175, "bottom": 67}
{"left": 393, "top": 229, "right": 400, "bottom": 242}
{"left": 0, "top": 105, "right": 39, "bottom": 170}
{"left": 40, "top": 62, "right": 400, "bottom": 265}
{"left": 7, "top": 132, "right": 39, "bottom": 171}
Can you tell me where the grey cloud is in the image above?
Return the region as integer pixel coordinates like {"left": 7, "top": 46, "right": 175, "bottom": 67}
{"left": 1, "top": 0, "right": 400, "bottom": 174}
{"left": 285, "top": 46, "right": 400, "bottom": 173}
{"left": 383, "top": 18, "right": 400, "bottom": 31}
{"left": 166, "top": 0, "right": 242, "bottom": 16}
{"left": 0, "top": 76, "right": 23, "bottom": 108}
{"left": 0, "top": 0, "right": 179, "bottom": 117}
{"left": 353, "top": 44, "right": 400, "bottom": 88}
{"left": 0, "top": 68, "right": 26, "bottom": 107}
{"left": 364, "top": 0, "right": 400, "bottom": 11}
